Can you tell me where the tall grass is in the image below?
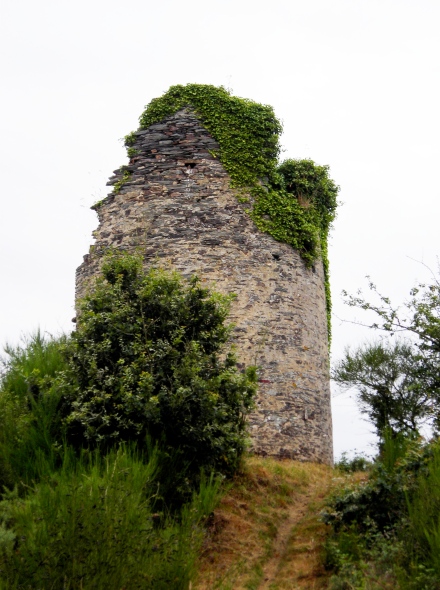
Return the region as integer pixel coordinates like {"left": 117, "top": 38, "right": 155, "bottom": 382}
{"left": 0, "top": 446, "right": 222, "bottom": 589}
{"left": 325, "top": 435, "right": 440, "bottom": 589}
{"left": 0, "top": 331, "right": 70, "bottom": 490}
{"left": 0, "top": 332, "right": 224, "bottom": 589}
{"left": 405, "top": 442, "right": 440, "bottom": 587}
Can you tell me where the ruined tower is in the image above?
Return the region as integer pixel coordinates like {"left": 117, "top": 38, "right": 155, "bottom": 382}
{"left": 76, "top": 85, "right": 336, "bottom": 465}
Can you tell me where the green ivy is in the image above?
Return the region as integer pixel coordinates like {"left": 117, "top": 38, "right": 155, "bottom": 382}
{"left": 272, "top": 158, "right": 339, "bottom": 338}
{"left": 137, "top": 84, "right": 282, "bottom": 188}
{"left": 113, "top": 168, "right": 131, "bottom": 194}
{"left": 126, "top": 84, "right": 338, "bottom": 339}
{"left": 124, "top": 131, "right": 137, "bottom": 147}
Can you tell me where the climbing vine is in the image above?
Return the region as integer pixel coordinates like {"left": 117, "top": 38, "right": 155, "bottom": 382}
{"left": 127, "top": 84, "right": 338, "bottom": 338}
{"left": 137, "top": 84, "right": 282, "bottom": 188}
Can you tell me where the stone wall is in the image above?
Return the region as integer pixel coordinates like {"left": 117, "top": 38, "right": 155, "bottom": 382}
{"left": 76, "top": 109, "right": 333, "bottom": 465}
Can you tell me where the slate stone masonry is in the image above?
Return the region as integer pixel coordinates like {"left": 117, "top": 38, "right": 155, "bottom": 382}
{"left": 76, "top": 108, "right": 333, "bottom": 465}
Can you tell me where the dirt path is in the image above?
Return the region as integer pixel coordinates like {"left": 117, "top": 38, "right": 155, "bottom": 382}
{"left": 259, "top": 485, "right": 330, "bottom": 590}
{"left": 195, "top": 458, "right": 336, "bottom": 590}
{"left": 259, "top": 498, "right": 310, "bottom": 589}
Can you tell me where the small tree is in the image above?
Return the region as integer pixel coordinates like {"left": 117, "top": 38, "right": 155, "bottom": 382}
{"left": 332, "top": 341, "right": 432, "bottom": 439}
{"left": 64, "top": 254, "right": 257, "bottom": 479}
{"left": 337, "top": 269, "right": 440, "bottom": 436}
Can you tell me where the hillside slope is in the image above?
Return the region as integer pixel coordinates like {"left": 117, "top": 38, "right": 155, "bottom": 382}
{"left": 195, "top": 457, "right": 340, "bottom": 590}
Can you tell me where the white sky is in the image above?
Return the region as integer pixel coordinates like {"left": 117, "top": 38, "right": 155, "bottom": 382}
{"left": 1, "top": 0, "right": 439, "bottom": 459}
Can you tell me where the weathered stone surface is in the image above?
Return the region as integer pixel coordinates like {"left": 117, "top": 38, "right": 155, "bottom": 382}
{"left": 76, "top": 109, "right": 333, "bottom": 465}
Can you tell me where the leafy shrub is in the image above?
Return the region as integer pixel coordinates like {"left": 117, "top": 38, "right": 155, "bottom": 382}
{"left": 324, "top": 437, "right": 440, "bottom": 589}
{"left": 335, "top": 452, "right": 373, "bottom": 473}
{"left": 324, "top": 436, "right": 430, "bottom": 534}
{"left": 276, "top": 158, "right": 338, "bottom": 233}
{"left": 325, "top": 528, "right": 403, "bottom": 590}
{"left": 63, "top": 254, "right": 257, "bottom": 484}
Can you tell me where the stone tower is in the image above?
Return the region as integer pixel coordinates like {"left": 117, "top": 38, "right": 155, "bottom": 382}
{"left": 76, "top": 92, "right": 334, "bottom": 465}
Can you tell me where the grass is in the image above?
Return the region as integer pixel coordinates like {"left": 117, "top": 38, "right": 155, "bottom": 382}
{"left": 0, "top": 332, "right": 224, "bottom": 590}
{"left": 324, "top": 437, "right": 440, "bottom": 590}
{"left": 7, "top": 333, "right": 440, "bottom": 589}
{"left": 0, "top": 447, "right": 222, "bottom": 589}
{"left": 195, "top": 457, "right": 337, "bottom": 590}
{"left": 405, "top": 444, "right": 440, "bottom": 587}
{"left": 0, "top": 331, "right": 69, "bottom": 491}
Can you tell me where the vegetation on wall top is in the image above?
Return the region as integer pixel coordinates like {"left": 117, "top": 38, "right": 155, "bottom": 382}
{"left": 137, "top": 84, "right": 282, "bottom": 188}
{"left": 126, "top": 84, "right": 338, "bottom": 336}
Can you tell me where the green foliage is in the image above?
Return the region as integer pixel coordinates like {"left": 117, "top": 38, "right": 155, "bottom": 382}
{"left": 252, "top": 159, "right": 338, "bottom": 336}
{"left": 250, "top": 184, "right": 322, "bottom": 265}
{"left": 0, "top": 324, "right": 229, "bottom": 586}
{"left": 406, "top": 443, "right": 440, "bottom": 586}
{"left": 0, "top": 332, "right": 69, "bottom": 490}
{"left": 138, "top": 84, "right": 282, "bottom": 188}
{"left": 131, "top": 84, "right": 339, "bottom": 335}
{"left": 90, "top": 199, "right": 104, "bottom": 211}
{"left": 330, "top": 267, "right": 440, "bottom": 585}
{"left": 335, "top": 452, "right": 373, "bottom": 473}
{"left": 342, "top": 273, "right": 440, "bottom": 430}
{"left": 276, "top": 158, "right": 338, "bottom": 234}
{"left": 113, "top": 168, "right": 131, "bottom": 194}
{"left": 324, "top": 434, "right": 429, "bottom": 534}
{"left": 325, "top": 528, "right": 403, "bottom": 590}
{"left": 0, "top": 264, "right": 258, "bottom": 586}
{"left": 324, "top": 436, "right": 440, "bottom": 589}
{"left": 333, "top": 341, "right": 433, "bottom": 441}
{"left": 63, "top": 253, "right": 257, "bottom": 482}
{"left": 0, "top": 446, "right": 222, "bottom": 589}
{"left": 123, "top": 131, "right": 137, "bottom": 147}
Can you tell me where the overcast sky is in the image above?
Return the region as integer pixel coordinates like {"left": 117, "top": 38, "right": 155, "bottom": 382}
{"left": 1, "top": 0, "right": 439, "bottom": 459}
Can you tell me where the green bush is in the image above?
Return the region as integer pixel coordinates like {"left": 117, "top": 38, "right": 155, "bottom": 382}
{"left": 335, "top": 452, "right": 373, "bottom": 473}
{"left": 63, "top": 254, "right": 257, "bottom": 483}
{"left": 324, "top": 437, "right": 440, "bottom": 589}
{"left": 0, "top": 258, "right": 257, "bottom": 586}
{"left": 324, "top": 435, "right": 430, "bottom": 534}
